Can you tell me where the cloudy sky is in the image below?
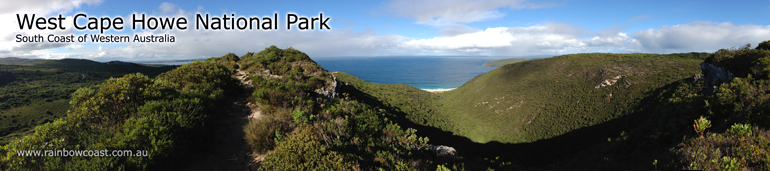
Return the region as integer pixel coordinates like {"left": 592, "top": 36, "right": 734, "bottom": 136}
{"left": 1, "top": 0, "right": 770, "bottom": 61}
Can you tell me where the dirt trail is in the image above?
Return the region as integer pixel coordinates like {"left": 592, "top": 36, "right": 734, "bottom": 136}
{"left": 184, "top": 69, "right": 262, "bottom": 171}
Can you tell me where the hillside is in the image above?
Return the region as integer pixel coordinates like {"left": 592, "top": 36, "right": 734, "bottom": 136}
{"left": 335, "top": 41, "right": 770, "bottom": 170}
{"left": 1, "top": 47, "right": 454, "bottom": 170}
{"left": 482, "top": 58, "right": 527, "bottom": 67}
{"left": 443, "top": 53, "right": 708, "bottom": 143}
{"left": 5, "top": 42, "right": 770, "bottom": 170}
{"left": 0, "top": 58, "right": 177, "bottom": 144}
{"left": 333, "top": 52, "right": 709, "bottom": 168}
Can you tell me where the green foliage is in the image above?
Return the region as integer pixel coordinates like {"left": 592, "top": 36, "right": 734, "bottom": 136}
{"left": 436, "top": 164, "right": 452, "bottom": 171}
{"left": 0, "top": 60, "right": 237, "bottom": 170}
{"left": 334, "top": 72, "right": 450, "bottom": 132}
{"left": 674, "top": 129, "right": 770, "bottom": 171}
{"left": 757, "top": 40, "right": 770, "bottom": 51}
{"left": 714, "top": 156, "right": 740, "bottom": 171}
{"left": 238, "top": 45, "right": 327, "bottom": 79}
{"left": 693, "top": 116, "right": 711, "bottom": 138}
{"left": 705, "top": 44, "right": 770, "bottom": 78}
{"left": 662, "top": 40, "right": 770, "bottom": 170}
{"left": 727, "top": 123, "right": 752, "bottom": 137}
{"left": 244, "top": 117, "right": 278, "bottom": 154}
{"left": 234, "top": 47, "right": 447, "bottom": 170}
{"left": 260, "top": 125, "right": 358, "bottom": 170}
{"left": 338, "top": 52, "right": 709, "bottom": 143}
{"left": 205, "top": 53, "right": 240, "bottom": 69}
{"left": 0, "top": 59, "right": 176, "bottom": 142}
{"left": 291, "top": 108, "right": 310, "bottom": 123}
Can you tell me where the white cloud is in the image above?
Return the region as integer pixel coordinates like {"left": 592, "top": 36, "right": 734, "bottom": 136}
{"left": 402, "top": 23, "right": 632, "bottom": 55}
{"left": 403, "top": 27, "right": 514, "bottom": 50}
{"left": 386, "top": 0, "right": 556, "bottom": 26}
{"left": 439, "top": 24, "right": 482, "bottom": 36}
{"left": 158, "top": 2, "right": 178, "bottom": 14}
{"left": 0, "top": 0, "right": 102, "bottom": 58}
{"left": 0, "top": 0, "right": 102, "bottom": 15}
{"left": 28, "top": 3, "right": 414, "bottom": 61}
{"left": 399, "top": 21, "right": 770, "bottom": 56}
{"left": 630, "top": 21, "right": 770, "bottom": 53}
{"left": 6, "top": 2, "right": 770, "bottom": 61}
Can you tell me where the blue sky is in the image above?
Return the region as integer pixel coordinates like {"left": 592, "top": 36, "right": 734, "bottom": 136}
{"left": 1, "top": 0, "right": 770, "bottom": 61}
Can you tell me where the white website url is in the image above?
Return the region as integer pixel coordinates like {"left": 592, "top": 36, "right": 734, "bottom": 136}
{"left": 17, "top": 149, "right": 148, "bottom": 157}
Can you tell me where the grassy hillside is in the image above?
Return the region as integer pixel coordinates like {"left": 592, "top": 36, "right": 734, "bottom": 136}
{"left": 0, "top": 58, "right": 177, "bottom": 144}
{"left": 336, "top": 53, "right": 709, "bottom": 143}
{"left": 482, "top": 58, "right": 527, "bottom": 67}
{"left": 442, "top": 53, "right": 709, "bottom": 143}
{"left": 335, "top": 41, "right": 770, "bottom": 170}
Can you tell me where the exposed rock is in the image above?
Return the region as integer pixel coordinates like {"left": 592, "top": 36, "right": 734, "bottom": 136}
{"left": 261, "top": 69, "right": 282, "bottom": 79}
{"left": 595, "top": 75, "right": 628, "bottom": 88}
{"left": 423, "top": 144, "right": 457, "bottom": 158}
{"left": 315, "top": 74, "right": 338, "bottom": 99}
{"left": 693, "top": 74, "right": 704, "bottom": 81}
{"left": 700, "top": 62, "right": 734, "bottom": 94}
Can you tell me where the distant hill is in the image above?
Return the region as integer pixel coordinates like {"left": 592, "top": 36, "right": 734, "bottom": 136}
{"left": 0, "top": 57, "right": 177, "bottom": 144}
{"left": 482, "top": 58, "right": 527, "bottom": 67}
{"left": 0, "top": 57, "right": 43, "bottom": 65}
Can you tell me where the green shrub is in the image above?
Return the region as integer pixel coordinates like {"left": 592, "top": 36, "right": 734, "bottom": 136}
{"left": 260, "top": 125, "right": 358, "bottom": 170}
{"left": 0, "top": 61, "right": 238, "bottom": 170}
{"left": 291, "top": 108, "right": 311, "bottom": 123}
{"left": 714, "top": 156, "right": 740, "bottom": 171}
{"left": 693, "top": 116, "right": 711, "bottom": 138}
{"left": 244, "top": 118, "right": 277, "bottom": 154}
{"left": 727, "top": 123, "right": 752, "bottom": 137}
{"left": 757, "top": 40, "right": 770, "bottom": 51}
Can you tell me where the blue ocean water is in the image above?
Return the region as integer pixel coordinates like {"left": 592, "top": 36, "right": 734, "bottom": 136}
{"left": 313, "top": 57, "right": 501, "bottom": 90}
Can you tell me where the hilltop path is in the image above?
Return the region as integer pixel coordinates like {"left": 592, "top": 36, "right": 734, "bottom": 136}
{"left": 184, "top": 68, "right": 262, "bottom": 170}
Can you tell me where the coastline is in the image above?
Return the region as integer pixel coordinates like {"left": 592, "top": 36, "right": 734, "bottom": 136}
{"left": 422, "top": 88, "right": 457, "bottom": 93}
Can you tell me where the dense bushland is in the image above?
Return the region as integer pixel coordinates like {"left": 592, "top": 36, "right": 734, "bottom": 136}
{"left": 332, "top": 41, "right": 770, "bottom": 170}
{"left": 0, "top": 61, "right": 237, "bottom": 170}
{"left": 664, "top": 41, "right": 770, "bottom": 170}
{"left": 0, "top": 59, "right": 176, "bottom": 144}
{"left": 237, "top": 46, "right": 451, "bottom": 170}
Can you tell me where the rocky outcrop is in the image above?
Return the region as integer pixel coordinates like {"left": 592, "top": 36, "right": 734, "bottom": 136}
{"left": 315, "top": 74, "right": 338, "bottom": 99}
{"left": 700, "top": 62, "right": 734, "bottom": 94}
{"left": 423, "top": 144, "right": 458, "bottom": 158}
{"left": 261, "top": 69, "right": 282, "bottom": 79}
{"left": 595, "top": 75, "right": 628, "bottom": 88}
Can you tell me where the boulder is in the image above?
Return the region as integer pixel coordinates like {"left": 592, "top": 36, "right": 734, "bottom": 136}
{"left": 700, "top": 62, "right": 734, "bottom": 94}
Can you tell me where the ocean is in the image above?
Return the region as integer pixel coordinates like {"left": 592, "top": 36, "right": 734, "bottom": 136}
{"left": 136, "top": 56, "right": 503, "bottom": 90}
{"left": 313, "top": 57, "right": 501, "bottom": 90}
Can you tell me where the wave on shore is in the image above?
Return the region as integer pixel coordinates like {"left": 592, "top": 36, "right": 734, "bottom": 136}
{"left": 422, "top": 88, "right": 457, "bottom": 92}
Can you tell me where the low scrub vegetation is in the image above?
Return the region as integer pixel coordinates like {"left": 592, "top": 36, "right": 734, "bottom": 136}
{"left": 0, "top": 61, "right": 237, "bottom": 170}
{"left": 0, "top": 59, "right": 176, "bottom": 144}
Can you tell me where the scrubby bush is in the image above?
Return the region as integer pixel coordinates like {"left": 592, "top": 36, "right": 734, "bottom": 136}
{"left": 757, "top": 40, "right": 770, "bottom": 51}
{"left": 0, "top": 60, "right": 238, "bottom": 170}
{"left": 727, "top": 123, "right": 752, "bottom": 137}
{"left": 244, "top": 117, "right": 277, "bottom": 154}
{"left": 669, "top": 40, "right": 770, "bottom": 170}
{"left": 260, "top": 125, "right": 358, "bottom": 170}
{"left": 693, "top": 116, "right": 711, "bottom": 138}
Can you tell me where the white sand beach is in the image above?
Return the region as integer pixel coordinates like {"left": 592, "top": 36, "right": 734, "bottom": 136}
{"left": 423, "top": 88, "right": 456, "bottom": 93}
